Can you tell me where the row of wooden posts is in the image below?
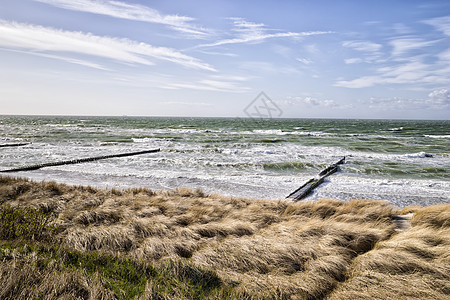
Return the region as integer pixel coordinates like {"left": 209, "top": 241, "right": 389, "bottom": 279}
{"left": 286, "top": 157, "right": 345, "bottom": 201}
{"left": 0, "top": 147, "right": 160, "bottom": 173}
{"left": 1, "top": 142, "right": 345, "bottom": 200}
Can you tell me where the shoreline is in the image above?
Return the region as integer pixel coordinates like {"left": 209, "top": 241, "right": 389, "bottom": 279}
{"left": 1, "top": 116, "right": 448, "bottom": 209}
{"left": 1, "top": 176, "right": 449, "bottom": 299}
{"left": 3, "top": 169, "right": 448, "bottom": 208}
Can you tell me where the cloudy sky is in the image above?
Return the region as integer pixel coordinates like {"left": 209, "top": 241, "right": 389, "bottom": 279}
{"left": 1, "top": 0, "right": 449, "bottom": 119}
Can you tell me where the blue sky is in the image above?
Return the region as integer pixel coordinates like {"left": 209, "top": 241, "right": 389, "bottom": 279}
{"left": 1, "top": 0, "right": 449, "bottom": 119}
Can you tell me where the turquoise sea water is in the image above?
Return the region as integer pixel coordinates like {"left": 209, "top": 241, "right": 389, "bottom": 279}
{"left": 0, "top": 116, "right": 448, "bottom": 207}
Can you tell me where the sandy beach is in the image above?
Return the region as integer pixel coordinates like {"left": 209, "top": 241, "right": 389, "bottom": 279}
{"left": 1, "top": 176, "right": 448, "bottom": 299}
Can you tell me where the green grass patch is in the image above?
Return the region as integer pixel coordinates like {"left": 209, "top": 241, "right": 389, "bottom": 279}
{"left": 0, "top": 239, "right": 226, "bottom": 299}
{"left": 0, "top": 204, "right": 57, "bottom": 241}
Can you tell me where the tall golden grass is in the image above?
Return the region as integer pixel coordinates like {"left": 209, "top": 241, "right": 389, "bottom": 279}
{"left": 0, "top": 176, "right": 448, "bottom": 299}
{"left": 328, "top": 204, "right": 450, "bottom": 300}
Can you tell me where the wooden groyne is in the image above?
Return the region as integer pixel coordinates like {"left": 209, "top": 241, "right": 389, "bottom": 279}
{"left": 286, "top": 157, "right": 345, "bottom": 201}
{"left": 0, "top": 149, "right": 160, "bottom": 173}
{"left": 0, "top": 143, "right": 30, "bottom": 148}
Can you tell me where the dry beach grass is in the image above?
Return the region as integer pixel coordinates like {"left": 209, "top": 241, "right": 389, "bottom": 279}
{"left": 0, "top": 176, "right": 449, "bottom": 299}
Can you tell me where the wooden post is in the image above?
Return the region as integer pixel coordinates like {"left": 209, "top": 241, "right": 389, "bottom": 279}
{"left": 286, "top": 157, "right": 345, "bottom": 201}
{"left": 0, "top": 149, "right": 160, "bottom": 173}
{"left": 0, "top": 143, "right": 29, "bottom": 148}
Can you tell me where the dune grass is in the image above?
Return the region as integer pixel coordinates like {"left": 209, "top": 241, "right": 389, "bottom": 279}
{"left": 0, "top": 176, "right": 448, "bottom": 299}
{"left": 328, "top": 204, "right": 450, "bottom": 299}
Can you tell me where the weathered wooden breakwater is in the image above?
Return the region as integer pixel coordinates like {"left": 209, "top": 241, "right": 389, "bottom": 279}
{"left": 286, "top": 157, "right": 345, "bottom": 201}
{"left": 0, "top": 149, "right": 160, "bottom": 173}
{"left": 0, "top": 143, "right": 30, "bottom": 148}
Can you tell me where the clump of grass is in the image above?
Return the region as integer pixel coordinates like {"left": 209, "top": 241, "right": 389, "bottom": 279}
{"left": 0, "top": 204, "right": 56, "bottom": 241}
{"left": 0, "top": 241, "right": 228, "bottom": 300}
{"left": 74, "top": 208, "right": 122, "bottom": 226}
{"left": 411, "top": 203, "right": 450, "bottom": 228}
{"left": 328, "top": 204, "right": 450, "bottom": 300}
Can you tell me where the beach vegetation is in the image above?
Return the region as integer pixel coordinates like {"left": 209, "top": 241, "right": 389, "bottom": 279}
{"left": 0, "top": 176, "right": 448, "bottom": 299}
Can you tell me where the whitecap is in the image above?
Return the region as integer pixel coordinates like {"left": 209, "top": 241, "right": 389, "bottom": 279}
{"left": 424, "top": 135, "right": 450, "bottom": 139}
{"left": 406, "top": 152, "right": 434, "bottom": 158}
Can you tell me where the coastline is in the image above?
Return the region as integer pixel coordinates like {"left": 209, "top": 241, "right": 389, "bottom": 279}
{"left": 1, "top": 176, "right": 448, "bottom": 299}
{"left": 1, "top": 116, "right": 448, "bottom": 208}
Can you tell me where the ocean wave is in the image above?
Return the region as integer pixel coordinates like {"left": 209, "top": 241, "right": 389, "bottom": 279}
{"left": 405, "top": 152, "right": 434, "bottom": 158}
{"left": 424, "top": 135, "right": 450, "bottom": 139}
{"left": 130, "top": 128, "right": 333, "bottom": 139}
{"left": 252, "top": 129, "right": 332, "bottom": 136}
{"left": 262, "top": 161, "right": 315, "bottom": 171}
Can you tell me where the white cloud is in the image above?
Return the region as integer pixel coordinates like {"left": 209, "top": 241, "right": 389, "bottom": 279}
{"left": 344, "top": 58, "right": 363, "bottom": 64}
{"left": 0, "top": 20, "right": 215, "bottom": 71}
{"left": 162, "top": 77, "right": 249, "bottom": 92}
{"left": 438, "top": 49, "right": 450, "bottom": 61}
{"left": 197, "top": 17, "right": 332, "bottom": 47}
{"left": 377, "top": 61, "right": 430, "bottom": 81}
{"left": 336, "top": 58, "right": 450, "bottom": 88}
{"left": 35, "top": 0, "right": 209, "bottom": 38}
{"left": 296, "top": 58, "right": 313, "bottom": 65}
{"left": 338, "top": 18, "right": 450, "bottom": 89}
{"left": 342, "top": 40, "right": 382, "bottom": 52}
{"left": 423, "top": 15, "right": 450, "bottom": 36}
{"left": 335, "top": 76, "right": 382, "bottom": 88}
{"left": 365, "top": 91, "right": 450, "bottom": 111}
{"left": 428, "top": 88, "right": 450, "bottom": 106}
{"left": 366, "top": 96, "right": 425, "bottom": 110}
{"left": 197, "top": 50, "right": 238, "bottom": 57}
{"left": 285, "top": 96, "right": 336, "bottom": 107}
{"left": 389, "top": 38, "right": 440, "bottom": 57}
{"left": 2, "top": 48, "right": 110, "bottom": 70}
{"left": 342, "top": 40, "right": 383, "bottom": 63}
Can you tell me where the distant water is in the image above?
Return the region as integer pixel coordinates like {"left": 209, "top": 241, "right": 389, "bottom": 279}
{"left": 0, "top": 116, "right": 448, "bottom": 207}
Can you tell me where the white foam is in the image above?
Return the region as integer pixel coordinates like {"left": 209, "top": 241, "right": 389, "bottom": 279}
{"left": 2, "top": 119, "right": 448, "bottom": 207}
{"left": 406, "top": 152, "right": 434, "bottom": 158}
{"left": 424, "top": 135, "right": 450, "bottom": 139}
{"left": 252, "top": 129, "right": 332, "bottom": 136}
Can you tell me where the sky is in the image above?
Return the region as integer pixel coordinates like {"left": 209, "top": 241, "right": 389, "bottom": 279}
{"left": 0, "top": 0, "right": 449, "bottom": 119}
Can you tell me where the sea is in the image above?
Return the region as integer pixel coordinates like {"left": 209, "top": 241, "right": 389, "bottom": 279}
{"left": 0, "top": 116, "right": 448, "bottom": 207}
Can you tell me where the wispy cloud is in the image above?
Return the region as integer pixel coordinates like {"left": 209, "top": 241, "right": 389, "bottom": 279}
{"left": 365, "top": 91, "right": 449, "bottom": 111}
{"left": 342, "top": 40, "right": 383, "bottom": 63}
{"left": 334, "top": 76, "right": 380, "bottom": 88}
{"left": 196, "top": 50, "right": 238, "bottom": 57}
{"left": 0, "top": 20, "right": 215, "bottom": 71}
{"left": 163, "top": 78, "right": 249, "bottom": 92}
{"left": 338, "top": 26, "right": 450, "bottom": 88}
{"left": 197, "top": 17, "right": 332, "bottom": 48}
{"left": 423, "top": 15, "right": 450, "bottom": 36}
{"left": 335, "top": 58, "right": 450, "bottom": 88}
{"left": 342, "top": 40, "right": 382, "bottom": 52}
{"left": 296, "top": 58, "right": 313, "bottom": 65}
{"left": 428, "top": 88, "right": 450, "bottom": 107}
{"left": 160, "top": 72, "right": 251, "bottom": 92}
{"left": 284, "top": 96, "right": 337, "bottom": 107}
{"left": 389, "top": 38, "right": 440, "bottom": 57}
{"left": 344, "top": 58, "right": 363, "bottom": 64}
{"left": 34, "top": 0, "right": 210, "bottom": 38}
{"left": 1, "top": 48, "right": 110, "bottom": 70}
